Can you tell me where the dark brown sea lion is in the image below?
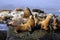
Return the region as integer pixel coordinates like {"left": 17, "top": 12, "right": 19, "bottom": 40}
{"left": 52, "top": 18, "right": 58, "bottom": 30}
{"left": 32, "top": 9, "right": 44, "bottom": 13}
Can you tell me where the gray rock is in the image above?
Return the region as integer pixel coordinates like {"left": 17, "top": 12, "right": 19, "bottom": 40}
{"left": 6, "top": 26, "right": 60, "bottom": 40}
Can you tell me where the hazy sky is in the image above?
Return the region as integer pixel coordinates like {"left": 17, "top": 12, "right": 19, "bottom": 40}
{"left": 0, "top": 0, "right": 60, "bottom": 9}
{"left": 0, "top": 0, "right": 60, "bottom": 30}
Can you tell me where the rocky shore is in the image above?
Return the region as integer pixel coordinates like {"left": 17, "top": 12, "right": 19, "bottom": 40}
{"left": 6, "top": 26, "right": 60, "bottom": 40}
{"left": 0, "top": 31, "right": 7, "bottom": 40}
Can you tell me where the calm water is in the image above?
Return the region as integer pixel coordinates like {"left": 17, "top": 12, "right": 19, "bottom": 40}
{"left": 0, "top": 24, "right": 8, "bottom": 31}
{"left": 42, "top": 9, "right": 60, "bottom": 16}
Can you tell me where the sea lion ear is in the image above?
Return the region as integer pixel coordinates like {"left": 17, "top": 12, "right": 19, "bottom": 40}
{"left": 28, "top": 25, "right": 31, "bottom": 31}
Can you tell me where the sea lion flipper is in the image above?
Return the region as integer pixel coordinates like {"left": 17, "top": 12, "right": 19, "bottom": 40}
{"left": 28, "top": 25, "right": 31, "bottom": 31}
{"left": 14, "top": 29, "right": 18, "bottom": 33}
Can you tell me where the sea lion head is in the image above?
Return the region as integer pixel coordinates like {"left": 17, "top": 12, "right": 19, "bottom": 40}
{"left": 23, "top": 7, "right": 32, "bottom": 18}
{"left": 47, "top": 13, "right": 53, "bottom": 19}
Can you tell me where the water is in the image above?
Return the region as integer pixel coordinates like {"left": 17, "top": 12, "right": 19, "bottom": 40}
{"left": 45, "top": 11, "right": 60, "bottom": 16}
{"left": 42, "top": 9, "right": 60, "bottom": 16}
{"left": 0, "top": 24, "right": 8, "bottom": 31}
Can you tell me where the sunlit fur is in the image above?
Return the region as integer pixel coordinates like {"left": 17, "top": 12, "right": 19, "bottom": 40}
{"left": 0, "top": 10, "right": 11, "bottom": 22}
{"left": 38, "top": 14, "right": 53, "bottom": 30}
{"left": 0, "top": 16, "right": 5, "bottom": 22}
{"left": 23, "top": 7, "right": 32, "bottom": 18}
{"left": 14, "top": 15, "right": 35, "bottom": 33}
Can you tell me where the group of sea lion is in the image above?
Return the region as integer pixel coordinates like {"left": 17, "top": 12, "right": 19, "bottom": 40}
{"left": 0, "top": 7, "right": 60, "bottom": 33}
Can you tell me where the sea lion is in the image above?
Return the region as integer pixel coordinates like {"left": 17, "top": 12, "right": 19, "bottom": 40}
{"left": 14, "top": 15, "right": 35, "bottom": 33}
{"left": 38, "top": 13, "right": 46, "bottom": 22}
{"left": 0, "top": 16, "right": 5, "bottom": 23}
{"left": 38, "top": 14, "right": 53, "bottom": 30}
{"left": 0, "top": 10, "right": 12, "bottom": 23}
{"left": 33, "top": 13, "right": 39, "bottom": 26}
{"left": 23, "top": 7, "right": 32, "bottom": 18}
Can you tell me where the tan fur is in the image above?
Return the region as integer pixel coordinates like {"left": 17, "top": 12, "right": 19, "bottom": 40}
{"left": 23, "top": 7, "right": 32, "bottom": 18}
{"left": 14, "top": 15, "right": 35, "bottom": 33}
{"left": 38, "top": 14, "right": 53, "bottom": 30}
{"left": 0, "top": 16, "right": 5, "bottom": 22}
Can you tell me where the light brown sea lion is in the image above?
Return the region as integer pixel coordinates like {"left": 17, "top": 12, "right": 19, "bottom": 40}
{"left": 0, "top": 16, "right": 5, "bottom": 22}
{"left": 38, "top": 14, "right": 53, "bottom": 30}
{"left": 0, "top": 10, "right": 12, "bottom": 23}
{"left": 23, "top": 7, "right": 32, "bottom": 18}
{"left": 14, "top": 15, "right": 35, "bottom": 33}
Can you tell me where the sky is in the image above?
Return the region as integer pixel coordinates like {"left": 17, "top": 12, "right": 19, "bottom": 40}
{"left": 0, "top": 0, "right": 60, "bottom": 30}
{"left": 0, "top": 0, "right": 60, "bottom": 10}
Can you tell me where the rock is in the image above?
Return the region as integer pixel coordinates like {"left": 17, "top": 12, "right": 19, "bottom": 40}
{"left": 6, "top": 25, "right": 60, "bottom": 40}
{"left": 0, "top": 31, "right": 7, "bottom": 40}
{"left": 6, "top": 26, "right": 47, "bottom": 40}
{"left": 32, "top": 9, "right": 44, "bottom": 13}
